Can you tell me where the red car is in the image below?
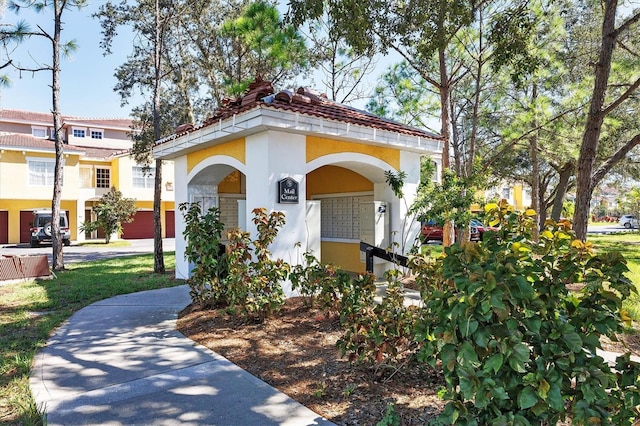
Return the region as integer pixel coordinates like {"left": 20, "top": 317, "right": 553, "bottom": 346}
{"left": 421, "top": 219, "right": 492, "bottom": 243}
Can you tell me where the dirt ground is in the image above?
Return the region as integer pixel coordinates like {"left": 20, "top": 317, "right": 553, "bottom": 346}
{"left": 177, "top": 297, "right": 640, "bottom": 425}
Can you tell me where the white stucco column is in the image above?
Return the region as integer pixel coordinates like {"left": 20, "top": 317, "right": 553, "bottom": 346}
{"left": 173, "top": 156, "right": 189, "bottom": 279}
{"left": 398, "top": 151, "right": 424, "bottom": 252}
{"left": 245, "top": 131, "right": 308, "bottom": 295}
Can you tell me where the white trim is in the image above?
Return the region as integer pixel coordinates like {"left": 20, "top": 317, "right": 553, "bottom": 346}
{"left": 95, "top": 165, "right": 111, "bottom": 188}
{"left": 320, "top": 238, "right": 359, "bottom": 243}
{"left": 72, "top": 126, "right": 87, "bottom": 138}
{"left": 26, "top": 157, "right": 57, "bottom": 186}
{"left": 154, "top": 106, "right": 443, "bottom": 160}
{"left": 89, "top": 128, "right": 104, "bottom": 139}
{"left": 31, "top": 126, "right": 47, "bottom": 138}
{"left": 187, "top": 155, "right": 247, "bottom": 182}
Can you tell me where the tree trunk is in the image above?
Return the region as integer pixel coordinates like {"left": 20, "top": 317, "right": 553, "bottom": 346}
{"left": 439, "top": 47, "right": 455, "bottom": 246}
{"left": 51, "top": 0, "right": 65, "bottom": 271}
{"left": 152, "top": 0, "right": 165, "bottom": 274}
{"left": 573, "top": 0, "right": 618, "bottom": 241}
{"left": 550, "top": 161, "right": 574, "bottom": 221}
{"left": 530, "top": 84, "right": 539, "bottom": 241}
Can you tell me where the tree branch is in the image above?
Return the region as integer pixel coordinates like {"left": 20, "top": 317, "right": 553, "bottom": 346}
{"left": 602, "top": 76, "right": 640, "bottom": 116}
{"left": 591, "top": 133, "right": 640, "bottom": 190}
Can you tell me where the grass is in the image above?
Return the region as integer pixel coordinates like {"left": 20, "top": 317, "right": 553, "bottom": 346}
{"left": 0, "top": 252, "right": 180, "bottom": 425}
{"left": 588, "top": 232, "right": 640, "bottom": 319}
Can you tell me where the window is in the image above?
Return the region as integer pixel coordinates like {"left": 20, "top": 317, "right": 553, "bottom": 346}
{"left": 132, "top": 166, "right": 155, "bottom": 189}
{"left": 90, "top": 129, "right": 103, "bottom": 139}
{"left": 73, "top": 128, "right": 86, "bottom": 138}
{"left": 95, "top": 168, "right": 110, "bottom": 188}
{"left": 31, "top": 127, "right": 47, "bottom": 138}
{"left": 79, "top": 167, "right": 93, "bottom": 188}
{"left": 501, "top": 187, "right": 511, "bottom": 200}
{"left": 28, "top": 159, "right": 56, "bottom": 186}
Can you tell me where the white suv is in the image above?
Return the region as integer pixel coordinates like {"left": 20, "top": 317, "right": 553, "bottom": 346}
{"left": 619, "top": 214, "right": 638, "bottom": 229}
{"left": 30, "top": 209, "right": 71, "bottom": 247}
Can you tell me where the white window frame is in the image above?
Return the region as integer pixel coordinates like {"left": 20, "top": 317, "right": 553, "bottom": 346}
{"left": 95, "top": 167, "right": 111, "bottom": 188}
{"left": 27, "top": 157, "right": 60, "bottom": 186}
{"left": 31, "top": 126, "right": 47, "bottom": 138}
{"left": 72, "top": 127, "right": 86, "bottom": 138}
{"left": 79, "top": 165, "right": 93, "bottom": 188}
{"left": 132, "top": 165, "right": 155, "bottom": 189}
{"left": 90, "top": 128, "right": 104, "bottom": 139}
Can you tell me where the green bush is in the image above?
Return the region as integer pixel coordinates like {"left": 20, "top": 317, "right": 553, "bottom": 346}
{"left": 289, "top": 251, "right": 352, "bottom": 312}
{"left": 225, "top": 208, "right": 289, "bottom": 321}
{"left": 337, "top": 271, "right": 422, "bottom": 375}
{"left": 182, "top": 204, "right": 290, "bottom": 320}
{"left": 416, "top": 200, "right": 640, "bottom": 425}
{"left": 180, "top": 202, "right": 227, "bottom": 306}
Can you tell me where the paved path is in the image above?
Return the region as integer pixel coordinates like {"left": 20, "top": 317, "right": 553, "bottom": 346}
{"left": 30, "top": 285, "right": 334, "bottom": 426}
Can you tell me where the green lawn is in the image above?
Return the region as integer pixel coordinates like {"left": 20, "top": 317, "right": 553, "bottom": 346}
{"left": 588, "top": 232, "right": 640, "bottom": 319}
{"left": 0, "top": 252, "right": 180, "bottom": 425}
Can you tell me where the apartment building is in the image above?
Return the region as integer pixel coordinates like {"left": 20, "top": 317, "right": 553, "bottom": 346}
{"left": 0, "top": 109, "right": 175, "bottom": 245}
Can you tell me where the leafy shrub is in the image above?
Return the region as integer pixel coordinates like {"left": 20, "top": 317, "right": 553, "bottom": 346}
{"left": 416, "top": 200, "right": 640, "bottom": 425}
{"left": 182, "top": 204, "right": 290, "bottom": 320}
{"left": 180, "top": 202, "right": 227, "bottom": 307}
{"left": 289, "top": 251, "right": 352, "bottom": 312}
{"left": 225, "top": 208, "right": 290, "bottom": 321}
{"left": 337, "top": 270, "right": 422, "bottom": 374}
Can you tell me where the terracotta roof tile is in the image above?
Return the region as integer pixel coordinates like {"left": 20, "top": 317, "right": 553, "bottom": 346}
{"left": 0, "top": 133, "right": 125, "bottom": 159}
{"left": 173, "top": 78, "right": 442, "bottom": 141}
{"left": 0, "top": 109, "right": 133, "bottom": 129}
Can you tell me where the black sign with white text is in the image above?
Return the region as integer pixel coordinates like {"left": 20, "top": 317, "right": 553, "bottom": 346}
{"left": 278, "top": 177, "right": 299, "bottom": 204}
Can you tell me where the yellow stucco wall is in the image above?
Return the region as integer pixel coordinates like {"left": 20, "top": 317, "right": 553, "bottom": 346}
{"left": 321, "top": 241, "right": 366, "bottom": 273}
{"left": 0, "top": 199, "right": 78, "bottom": 243}
{"left": 306, "top": 165, "right": 373, "bottom": 197}
{"left": 306, "top": 136, "right": 400, "bottom": 170}
{"left": 307, "top": 165, "right": 374, "bottom": 271}
{"left": 219, "top": 170, "right": 244, "bottom": 194}
{"left": 187, "top": 138, "right": 245, "bottom": 174}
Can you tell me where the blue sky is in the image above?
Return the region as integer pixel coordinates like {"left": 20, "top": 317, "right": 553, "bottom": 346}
{"left": 0, "top": 1, "right": 385, "bottom": 120}
{"left": 1, "top": 2, "right": 139, "bottom": 118}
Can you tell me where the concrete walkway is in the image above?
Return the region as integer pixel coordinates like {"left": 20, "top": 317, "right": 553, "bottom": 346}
{"left": 30, "top": 285, "right": 334, "bottom": 426}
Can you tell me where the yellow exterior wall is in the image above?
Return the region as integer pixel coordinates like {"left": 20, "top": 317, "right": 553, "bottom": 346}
{"left": 0, "top": 199, "right": 78, "bottom": 243}
{"left": 306, "top": 136, "right": 400, "bottom": 170}
{"left": 513, "top": 183, "right": 524, "bottom": 210}
{"left": 187, "top": 138, "right": 245, "bottom": 174}
{"left": 306, "top": 165, "right": 373, "bottom": 197}
{"left": 321, "top": 241, "right": 365, "bottom": 273}
{"left": 219, "top": 170, "right": 244, "bottom": 194}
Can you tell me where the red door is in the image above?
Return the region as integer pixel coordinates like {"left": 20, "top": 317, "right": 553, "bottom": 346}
{"left": 20, "top": 211, "right": 34, "bottom": 244}
{"left": 0, "top": 211, "right": 8, "bottom": 244}
{"left": 121, "top": 211, "right": 154, "bottom": 239}
{"left": 165, "top": 211, "right": 175, "bottom": 238}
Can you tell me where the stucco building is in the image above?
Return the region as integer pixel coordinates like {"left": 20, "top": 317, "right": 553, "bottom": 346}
{"left": 154, "top": 80, "right": 443, "bottom": 284}
{"left": 0, "top": 109, "right": 175, "bottom": 245}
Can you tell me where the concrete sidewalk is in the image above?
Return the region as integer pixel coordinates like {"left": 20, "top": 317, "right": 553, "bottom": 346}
{"left": 30, "top": 285, "right": 334, "bottom": 426}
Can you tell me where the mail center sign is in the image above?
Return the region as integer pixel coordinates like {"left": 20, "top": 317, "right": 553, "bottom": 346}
{"left": 278, "top": 177, "right": 299, "bottom": 204}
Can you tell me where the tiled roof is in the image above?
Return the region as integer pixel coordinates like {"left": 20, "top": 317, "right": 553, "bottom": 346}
{"left": 79, "top": 145, "right": 129, "bottom": 160}
{"left": 0, "top": 109, "right": 133, "bottom": 129}
{"left": 0, "top": 134, "right": 125, "bottom": 159}
{"left": 172, "top": 79, "right": 442, "bottom": 141}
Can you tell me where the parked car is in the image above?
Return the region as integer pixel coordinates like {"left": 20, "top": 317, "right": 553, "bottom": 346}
{"left": 469, "top": 218, "right": 499, "bottom": 240}
{"left": 30, "top": 209, "right": 71, "bottom": 247}
{"left": 619, "top": 214, "right": 638, "bottom": 229}
{"left": 420, "top": 219, "right": 482, "bottom": 243}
